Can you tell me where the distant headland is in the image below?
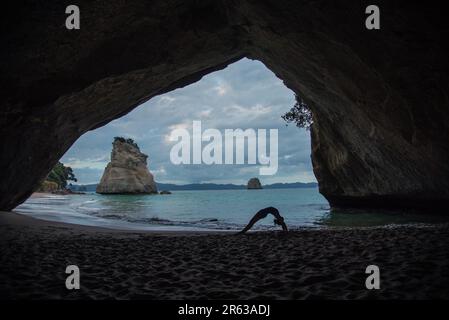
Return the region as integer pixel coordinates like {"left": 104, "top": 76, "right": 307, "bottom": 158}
{"left": 69, "top": 181, "right": 317, "bottom": 192}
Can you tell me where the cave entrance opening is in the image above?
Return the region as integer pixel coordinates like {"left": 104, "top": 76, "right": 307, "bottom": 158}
{"left": 17, "top": 58, "right": 329, "bottom": 231}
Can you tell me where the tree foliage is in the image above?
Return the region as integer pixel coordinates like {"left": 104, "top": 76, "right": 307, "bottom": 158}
{"left": 46, "top": 162, "right": 77, "bottom": 189}
{"left": 282, "top": 94, "right": 313, "bottom": 130}
{"left": 114, "top": 136, "right": 139, "bottom": 148}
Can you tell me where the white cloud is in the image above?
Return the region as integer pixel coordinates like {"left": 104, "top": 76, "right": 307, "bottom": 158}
{"left": 152, "top": 166, "right": 167, "bottom": 178}
{"left": 157, "top": 95, "right": 176, "bottom": 105}
{"left": 223, "top": 104, "right": 272, "bottom": 120}
{"left": 61, "top": 58, "right": 313, "bottom": 184}
{"left": 198, "top": 109, "right": 212, "bottom": 119}
{"left": 64, "top": 157, "right": 109, "bottom": 170}
{"left": 164, "top": 122, "right": 192, "bottom": 144}
{"left": 212, "top": 81, "right": 231, "bottom": 96}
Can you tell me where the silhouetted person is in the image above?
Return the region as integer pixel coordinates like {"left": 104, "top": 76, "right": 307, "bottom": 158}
{"left": 238, "top": 206, "right": 288, "bottom": 234}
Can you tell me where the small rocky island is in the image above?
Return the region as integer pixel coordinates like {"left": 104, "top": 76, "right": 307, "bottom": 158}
{"left": 96, "top": 137, "right": 158, "bottom": 194}
{"left": 247, "top": 177, "right": 262, "bottom": 189}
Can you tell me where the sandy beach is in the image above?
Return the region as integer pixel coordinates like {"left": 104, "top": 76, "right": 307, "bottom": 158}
{"left": 1, "top": 211, "right": 449, "bottom": 300}
{"left": 29, "top": 192, "right": 53, "bottom": 198}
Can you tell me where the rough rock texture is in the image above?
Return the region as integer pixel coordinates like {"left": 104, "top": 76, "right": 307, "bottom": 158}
{"left": 1, "top": 0, "right": 448, "bottom": 210}
{"left": 96, "top": 138, "right": 157, "bottom": 194}
{"left": 247, "top": 178, "right": 262, "bottom": 189}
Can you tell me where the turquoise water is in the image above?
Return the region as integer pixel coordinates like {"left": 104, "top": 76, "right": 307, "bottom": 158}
{"left": 15, "top": 188, "right": 449, "bottom": 231}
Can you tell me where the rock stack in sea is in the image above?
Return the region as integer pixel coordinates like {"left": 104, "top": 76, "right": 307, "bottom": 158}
{"left": 96, "top": 137, "right": 158, "bottom": 194}
{"left": 247, "top": 177, "right": 262, "bottom": 189}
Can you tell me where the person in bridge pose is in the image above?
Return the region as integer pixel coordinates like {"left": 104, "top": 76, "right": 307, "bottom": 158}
{"left": 238, "top": 206, "right": 288, "bottom": 234}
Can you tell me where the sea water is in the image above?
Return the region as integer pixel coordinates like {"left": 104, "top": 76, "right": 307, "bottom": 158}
{"left": 14, "top": 188, "right": 449, "bottom": 231}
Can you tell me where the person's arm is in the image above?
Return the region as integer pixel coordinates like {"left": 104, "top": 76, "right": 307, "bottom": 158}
{"left": 280, "top": 220, "right": 288, "bottom": 232}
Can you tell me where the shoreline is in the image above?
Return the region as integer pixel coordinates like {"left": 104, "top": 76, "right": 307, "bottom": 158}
{"left": 29, "top": 191, "right": 54, "bottom": 198}
{"left": 1, "top": 210, "right": 449, "bottom": 299}
{"left": 19, "top": 192, "right": 449, "bottom": 233}
{"left": 4, "top": 208, "right": 449, "bottom": 235}
{"left": 1, "top": 211, "right": 232, "bottom": 236}
{"left": 20, "top": 192, "right": 238, "bottom": 233}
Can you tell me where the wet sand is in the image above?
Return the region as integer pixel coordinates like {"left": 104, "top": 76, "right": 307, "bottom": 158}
{"left": 1, "top": 211, "right": 449, "bottom": 299}
{"left": 29, "top": 192, "right": 53, "bottom": 198}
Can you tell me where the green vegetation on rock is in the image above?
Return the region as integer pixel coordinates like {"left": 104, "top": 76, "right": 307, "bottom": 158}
{"left": 282, "top": 94, "right": 313, "bottom": 130}
{"left": 38, "top": 162, "right": 77, "bottom": 191}
{"left": 114, "top": 136, "right": 139, "bottom": 149}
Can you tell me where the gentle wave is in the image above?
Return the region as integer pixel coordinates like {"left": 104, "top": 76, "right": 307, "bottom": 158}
{"left": 77, "top": 211, "right": 267, "bottom": 231}
{"left": 14, "top": 189, "right": 330, "bottom": 230}
{"left": 16, "top": 189, "right": 444, "bottom": 231}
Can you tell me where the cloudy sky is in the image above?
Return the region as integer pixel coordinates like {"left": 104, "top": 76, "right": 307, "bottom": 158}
{"left": 61, "top": 58, "right": 315, "bottom": 185}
